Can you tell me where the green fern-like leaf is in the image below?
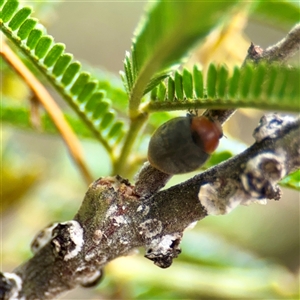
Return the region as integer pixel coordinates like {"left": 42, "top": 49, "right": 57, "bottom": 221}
{"left": 0, "top": 0, "right": 126, "bottom": 151}
{"left": 124, "top": 0, "right": 242, "bottom": 113}
{"left": 147, "top": 63, "right": 300, "bottom": 112}
{"left": 1, "top": 97, "right": 94, "bottom": 139}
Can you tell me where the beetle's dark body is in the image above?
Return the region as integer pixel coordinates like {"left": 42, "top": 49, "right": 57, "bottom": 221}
{"left": 148, "top": 116, "right": 211, "bottom": 174}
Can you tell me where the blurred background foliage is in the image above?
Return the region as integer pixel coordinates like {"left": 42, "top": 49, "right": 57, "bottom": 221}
{"left": 1, "top": 1, "right": 299, "bottom": 299}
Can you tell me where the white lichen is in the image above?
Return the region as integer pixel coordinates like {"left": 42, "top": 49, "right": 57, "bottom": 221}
{"left": 199, "top": 182, "right": 240, "bottom": 215}
{"left": 105, "top": 204, "right": 118, "bottom": 219}
{"left": 136, "top": 204, "right": 150, "bottom": 216}
{"left": 62, "top": 221, "right": 84, "bottom": 261}
{"left": 79, "top": 270, "right": 102, "bottom": 286}
{"left": 31, "top": 223, "right": 57, "bottom": 254}
{"left": 84, "top": 252, "right": 96, "bottom": 262}
{"left": 120, "top": 236, "right": 129, "bottom": 245}
{"left": 92, "top": 229, "right": 103, "bottom": 245}
{"left": 240, "top": 151, "right": 286, "bottom": 199}
{"left": 3, "top": 273, "right": 24, "bottom": 300}
{"left": 253, "top": 114, "right": 295, "bottom": 143}
{"left": 139, "top": 219, "right": 163, "bottom": 239}
{"left": 112, "top": 215, "right": 127, "bottom": 227}
{"left": 153, "top": 234, "right": 176, "bottom": 252}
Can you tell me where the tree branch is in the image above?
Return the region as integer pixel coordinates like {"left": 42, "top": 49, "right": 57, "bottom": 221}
{"left": 246, "top": 23, "right": 300, "bottom": 64}
{"left": 1, "top": 113, "right": 299, "bottom": 299}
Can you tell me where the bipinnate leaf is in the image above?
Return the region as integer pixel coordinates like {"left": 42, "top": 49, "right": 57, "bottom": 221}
{"left": 126, "top": 0, "right": 240, "bottom": 111}
{"left": 0, "top": 0, "right": 127, "bottom": 151}
{"left": 147, "top": 63, "right": 300, "bottom": 113}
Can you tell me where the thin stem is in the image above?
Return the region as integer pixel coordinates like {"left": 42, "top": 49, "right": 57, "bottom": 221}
{"left": 113, "top": 113, "right": 148, "bottom": 176}
{"left": 144, "top": 99, "right": 298, "bottom": 114}
{"left": 1, "top": 40, "right": 93, "bottom": 185}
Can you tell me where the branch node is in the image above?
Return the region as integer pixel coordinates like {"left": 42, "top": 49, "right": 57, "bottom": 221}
{"left": 144, "top": 233, "right": 182, "bottom": 268}
{"left": 246, "top": 42, "right": 264, "bottom": 62}
{"left": 253, "top": 113, "right": 296, "bottom": 143}
{"left": 241, "top": 152, "right": 285, "bottom": 201}
{"left": 31, "top": 223, "right": 57, "bottom": 254}
{"left": 0, "top": 272, "right": 23, "bottom": 300}
{"left": 78, "top": 269, "right": 103, "bottom": 288}
{"left": 51, "top": 221, "right": 84, "bottom": 261}
{"left": 198, "top": 179, "right": 241, "bottom": 215}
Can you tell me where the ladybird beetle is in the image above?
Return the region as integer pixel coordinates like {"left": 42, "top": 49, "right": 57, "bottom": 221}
{"left": 148, "top": 115, "right": 223, "bottom": 174}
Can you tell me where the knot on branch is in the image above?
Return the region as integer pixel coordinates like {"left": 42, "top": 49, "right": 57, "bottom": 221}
{"left": 31, "top": 221, "right": 84, "bottom": 261}
{"left": 241, "top": 152, "right": 285, "bottom": 200}
{"left": 31, "top": 223, "right": 57, "bottom": 254}
{"left": 0, "top": 272, "right": 23, "bottom": 300}
{"left": 144, "top": 233, "right": 182, "bottom": 268}
{"left": 253, "top": 114, "right": 296, "bottom": 143}
{"left": 246, "top": 42, "right": 264, "bottom": 62}
{"left": 198, "top": 113, "right": 300, "bottom": 215}
{"left": 52, "top": 221, "right": 84, "bottom": 261}
{"left": 198, "top": 179, "right": 242, "bottom": 215}
{"left": 77, "top": 269, "right": 103, "bottom": 288}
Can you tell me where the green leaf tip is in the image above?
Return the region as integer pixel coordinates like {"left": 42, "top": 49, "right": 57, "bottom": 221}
{"left": 70, "top": 72, "right": 91, "bottom": 96}
{"left": 52, "top": 53, "right": 73, "bottom": 77}
{"left": 217, "top": 65, "right": 229, "bottom": 98}
{"left": 228, "top": 66, "right": 240, "bottom": 98}
{"left": 26, "top": 28, "right": 43, "bottom": 49}
{"left": 100, "top": 111, "right": 115, "bottom": 129}
{"left": 85, "top": 91, "right": 105, "bottom": 112}
{"left": 8, "top": 6, "right": 31, "bottom": 31}
{"left": 77, "top": 81, "right": 98, "bottom": 104}
{"left": 207, "top": 63, "right": 217, "bottom": 98}
{"left": 240, "top": 63, "right": 253, "bottom": 99}
{"left": 34, "top": 35, "right": 53, "bottom": 59}
{"left": 93, "top": 100, "right": 111, "bottom": 120}
{"left": 157, "top": 81, "right": 167, "bottom": 101}
{"left": 167, "top": 77, "right": 175, "bottom": 101}
{"left": 17, "top": 18, "right": 37, "bottom": 40}
{"left": 61, "top": 61, "right": 81, "bottom": 86}
{"left": 128, "top": 0, "right": 240, "bottom": 111}
{"left": 183, "top": 68, "right": 193, "bottom": 99}
{"left": 124, "top": 51, "right": 134, "bottom": 92}
{"left": 108, "top": 121, "right": 124, "bottom": 139}
{"left": 44, "top": 43, "right": 66, "bottom": 68}
{"left": 0, "top": 0, "right": 18, "bottom": 23}
{"left": 174, "top": 71, "right": 183, "bottom": 100}
{"left": 252, "top": 63, "right": 266, "bottom": 98}
{"left": 193, "top": 65, "right": 204, "bottom": 99}
{"left": 147, "top": 63, "right": 300, "bottom": 113}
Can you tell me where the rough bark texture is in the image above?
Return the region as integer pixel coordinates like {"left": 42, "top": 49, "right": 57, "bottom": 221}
{"left": 1, "top": 23, "right": 300, "bottom": 300}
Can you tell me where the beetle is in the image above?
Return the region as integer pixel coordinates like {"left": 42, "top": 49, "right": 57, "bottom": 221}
{"left": 148, "top": 114, "right": 223, "bottom": 174}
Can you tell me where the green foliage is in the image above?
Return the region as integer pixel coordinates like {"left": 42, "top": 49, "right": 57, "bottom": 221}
{"left": 0, "top": 0, "right": 126, "bottom": 152}
{"left": 1, "top": 97, "right": 94, "bottom": 139}
{"left": 147, "top": 63, "right": 300, "bottom": 112}
{"left": 1, "top": 1, "right": 300, "bottom": 299}
{"left": 122, "top": 0, "right": 241, "bottom": 112}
